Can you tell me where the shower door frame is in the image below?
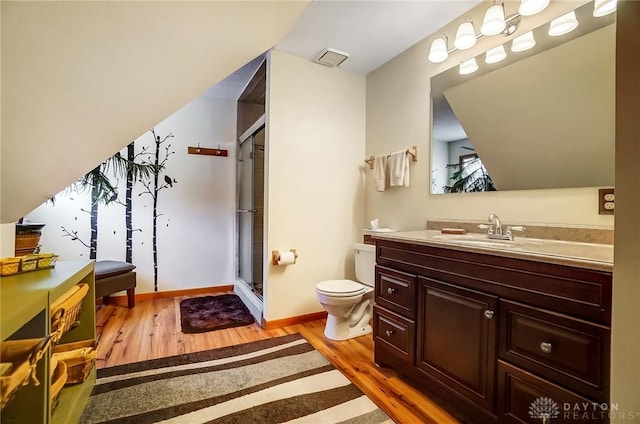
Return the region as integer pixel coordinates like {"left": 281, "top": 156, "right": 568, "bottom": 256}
{"left": 236, "top": 115, "right": 265, "bottom": 304}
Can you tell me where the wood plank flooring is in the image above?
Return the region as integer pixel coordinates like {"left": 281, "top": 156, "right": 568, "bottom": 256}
{"left": 95, "top": 295, "right": 460, "bottom": 424}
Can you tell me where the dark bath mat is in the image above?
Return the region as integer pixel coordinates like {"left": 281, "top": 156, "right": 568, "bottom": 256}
{"left": 180, "top": 294, "right": 255, "bottom": 334}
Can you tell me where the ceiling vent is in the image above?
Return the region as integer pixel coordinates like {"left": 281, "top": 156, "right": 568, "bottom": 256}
{"left": 314, "top": 48, "right": 349, "bottom": 67}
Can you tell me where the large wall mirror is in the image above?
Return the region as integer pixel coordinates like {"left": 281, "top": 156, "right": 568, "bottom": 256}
{"left": 430, "top": 1, "right": 615, "bottom": 194}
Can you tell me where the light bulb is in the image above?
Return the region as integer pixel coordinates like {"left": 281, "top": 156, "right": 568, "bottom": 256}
{"left": 549, "top": 11, "right": 579, "bottom": 36}
{"left": 593, "top": 0, "right": 617, "bottom": 17}
{"left": 518, "top": 0, "right": 550, "bottom": 16}
{"left": 459, "top": 58, "right": 479, "bottom": 75}
{"left": 454, "top": 21, "right": 477, "bottom": 50}
{"left": 481, "top": 4, "right": 506, "bottom": 36}
{"left": 428, "top": 38, "right": 448, "bottom": 63}
{"left": 485, "top": 45, "right": 507, "bottom": 64}
{"left": 511, "top": 31, "right": 536, "bottom": 52}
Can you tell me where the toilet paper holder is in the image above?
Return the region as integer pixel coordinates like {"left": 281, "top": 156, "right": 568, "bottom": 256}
{"left": 272, "top": 249, "right": 298, "bottom": 266}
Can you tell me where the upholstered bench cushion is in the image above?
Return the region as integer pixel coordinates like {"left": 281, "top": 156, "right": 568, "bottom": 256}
{"left": 95, "top": 261, "right": 137, "bottom": 308}
{"left": 95, "top": 261, "right": 136, "bottom": 278}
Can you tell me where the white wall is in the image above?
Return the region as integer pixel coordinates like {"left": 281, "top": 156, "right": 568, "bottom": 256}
{"left": 0, "top": 224, "right": 15, "bottom": 257}
{"left": 265, "top": 50, "right": 366, "bottom": 321}
{"left": 25, "top": 96, "right": 237, "bottom": 293}
{"left": 366, "top": 0, "right": 613, "bottom": 229}
{"left": 365, "top": 41, "right": 430, "bottom": 230}
{"left": 1, "top": 1, "right": 308, "bottom": 224}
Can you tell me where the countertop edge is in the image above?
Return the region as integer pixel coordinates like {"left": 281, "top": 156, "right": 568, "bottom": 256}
{"left": 373, "top": 231, "right": 613, "bottom": 273}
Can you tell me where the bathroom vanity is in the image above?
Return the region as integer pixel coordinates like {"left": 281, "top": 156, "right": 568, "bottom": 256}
{"left": 372, "top": 230, "right": 612, "bottom": 424}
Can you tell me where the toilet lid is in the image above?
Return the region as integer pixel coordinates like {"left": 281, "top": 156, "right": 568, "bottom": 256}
{"left": 316, "top": 279, "right": 365, "bottom": 296}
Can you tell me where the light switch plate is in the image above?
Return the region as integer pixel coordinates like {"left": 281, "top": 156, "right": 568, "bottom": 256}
{"left": 599, "top": 188, "right": 615, "bottom": 215}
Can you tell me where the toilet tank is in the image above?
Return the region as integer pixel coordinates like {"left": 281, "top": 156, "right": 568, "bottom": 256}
{"left": 354, "top": 243, "right": 376, "bottom": 287}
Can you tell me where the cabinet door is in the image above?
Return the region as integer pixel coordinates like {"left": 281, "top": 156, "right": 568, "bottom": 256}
{"left": 417, "top": 277, "right": 498, "bottom": 412}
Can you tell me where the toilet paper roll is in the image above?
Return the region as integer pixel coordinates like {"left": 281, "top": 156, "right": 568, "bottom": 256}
{"left": 277, "top": 251, "right": 296, "bottom": 265}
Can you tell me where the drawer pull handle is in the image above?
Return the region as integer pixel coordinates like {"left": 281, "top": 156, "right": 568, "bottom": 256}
{"left": 540, "top": 342, "right": 552, "bottom": 354}
{"left": 385, "top": 330, "right": 393, "bottom": 337}
{"left": 387, "top": 288, "right": 395, "bottom": 294}
{"left": 484, "top": 310, "right": 494, "bottom": 319}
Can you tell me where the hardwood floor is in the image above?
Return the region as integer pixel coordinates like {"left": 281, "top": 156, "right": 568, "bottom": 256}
{"left": 95, "top": 295, "right": 460, "bottom": 424}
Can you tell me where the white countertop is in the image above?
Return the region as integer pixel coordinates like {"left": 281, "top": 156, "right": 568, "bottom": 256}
{"left": 373, "top": 230, "right": 613, "bottom": 272}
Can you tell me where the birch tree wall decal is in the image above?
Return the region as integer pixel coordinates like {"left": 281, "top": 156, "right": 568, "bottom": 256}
{"left": 139, "top": 128, "right": 176, "bottom": 292}
{"left": 126, "top": 142, "right": 134, "bottom": 263}
{"left": 124, "top": 141, "right": 154, "bottom": 263}
{"left": 61, "top": 226, "right": 91, "bottom": 253}
{"left": 73, "top": 151, "right": 158, "bottom": 259}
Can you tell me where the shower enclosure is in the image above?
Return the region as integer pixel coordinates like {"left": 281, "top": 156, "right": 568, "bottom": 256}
{"left": 237, "top": 117, "right": 265, "bottom": 299}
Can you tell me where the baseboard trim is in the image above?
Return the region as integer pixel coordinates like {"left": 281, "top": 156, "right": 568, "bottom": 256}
{"left": 261, "top": 311, "right": 327, "bottom": 330}
{"left": 99, "top": 285, "right": 235, "bottom": 306}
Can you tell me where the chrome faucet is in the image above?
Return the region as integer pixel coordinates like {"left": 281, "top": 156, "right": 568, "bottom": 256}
{"left": 488, "top": 213, "right": 503, "bottom": 236}
{"left": 481, "top": 214, "right": 526, "bottom": 241}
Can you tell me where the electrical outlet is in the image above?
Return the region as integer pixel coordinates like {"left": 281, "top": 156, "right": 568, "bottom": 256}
{"left": 599, "top": 188, "right": 615, "bottom": 215}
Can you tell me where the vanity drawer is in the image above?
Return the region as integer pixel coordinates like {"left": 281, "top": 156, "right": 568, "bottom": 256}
{"left": 375, "top": 266, "right": 417, "bottom": 318}
{"left": 497, "top": 361, "right": 606, "bottom": 424}
{"left": 373, "top": 305, "right": 415, "bottom": 365}
{"left": 499, "top": 300, "right": 609, "bottom": 401}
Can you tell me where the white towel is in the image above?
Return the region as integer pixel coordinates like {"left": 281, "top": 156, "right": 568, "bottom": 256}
{"left": 373, "top": 155, "right": 387, "bottom": 192}
{"left": 389, "top": 150, "right": 410, "bottom": 187}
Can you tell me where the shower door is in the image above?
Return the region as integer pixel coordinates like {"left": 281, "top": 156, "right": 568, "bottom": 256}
{"left": 237, "top": 125, "right": 264, "bottom": 298}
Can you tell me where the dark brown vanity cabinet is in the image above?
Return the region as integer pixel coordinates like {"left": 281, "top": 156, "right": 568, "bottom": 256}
{"left": 373, "top": 238, "right": 612, "bottom": 424}
{"left": 417, "top": 278, "right": 498, "bottom": 414}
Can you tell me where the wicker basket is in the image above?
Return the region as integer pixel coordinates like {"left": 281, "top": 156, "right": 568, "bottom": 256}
{"left": 52, "top": 340, "right": 97, "bottom": 385}
{"left": 20, "top": 256, "right": 38, "bottom": 272}
{"left": 14, "top": 233, "right": 41, "bottom": 256}
{"left": 0, "top": 258, "right": 21, "bottom": 276}
{"left": 0, "top": 336, "right": 53, "bottom": 410}
{"left": 50, "top": 284, "right": 89, "bottom": 343}
{"left": 49, "top": 360, "right": 67, "bottom": 412}
{"left": 35, "top": 254, "right": 59, "bottom": 270}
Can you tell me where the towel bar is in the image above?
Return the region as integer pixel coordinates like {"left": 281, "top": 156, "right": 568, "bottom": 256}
{"left": 364, "top": 146, "right": 417, "bottom": 169}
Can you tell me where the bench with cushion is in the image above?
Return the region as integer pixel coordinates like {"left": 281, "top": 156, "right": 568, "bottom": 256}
{"left": 94, "top": 260, "right": 137, "bottom": 308}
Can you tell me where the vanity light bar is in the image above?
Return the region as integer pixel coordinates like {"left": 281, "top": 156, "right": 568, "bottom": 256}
{"left": 431, "top": 0, "right": 617, "bottom": 74}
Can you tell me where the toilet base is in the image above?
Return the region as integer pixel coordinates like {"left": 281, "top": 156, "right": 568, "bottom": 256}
{"left": 323, "top": 314, "right": 372, "bottom": 341}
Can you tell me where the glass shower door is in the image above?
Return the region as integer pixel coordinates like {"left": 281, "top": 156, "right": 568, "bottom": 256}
{"left": 237, "top": 126, "right": 264, "bottom": 298}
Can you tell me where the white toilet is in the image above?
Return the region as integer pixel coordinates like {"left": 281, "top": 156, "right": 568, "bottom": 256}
{"left": 315, "top": 243, "right": 375, "bottom": 341}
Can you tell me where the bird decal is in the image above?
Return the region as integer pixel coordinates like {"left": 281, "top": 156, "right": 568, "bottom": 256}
{"left": 107, "top": 192, "right": 119, "bottom": 204}
{"left": 164, "top": 175, "right": 175, "bottom": 187}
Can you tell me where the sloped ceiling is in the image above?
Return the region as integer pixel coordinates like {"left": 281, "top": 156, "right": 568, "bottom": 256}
{"left": 1, "top": 1, "right": 309, "bottom": 223}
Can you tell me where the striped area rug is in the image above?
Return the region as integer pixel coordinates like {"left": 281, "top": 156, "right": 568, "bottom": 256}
{"left": 80, "top": 334, "right": 394, "bottom": 424}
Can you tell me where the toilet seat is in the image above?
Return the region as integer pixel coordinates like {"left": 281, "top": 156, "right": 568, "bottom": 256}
{"left": 316, "top": 279, "right": 366, "bottom": 297}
